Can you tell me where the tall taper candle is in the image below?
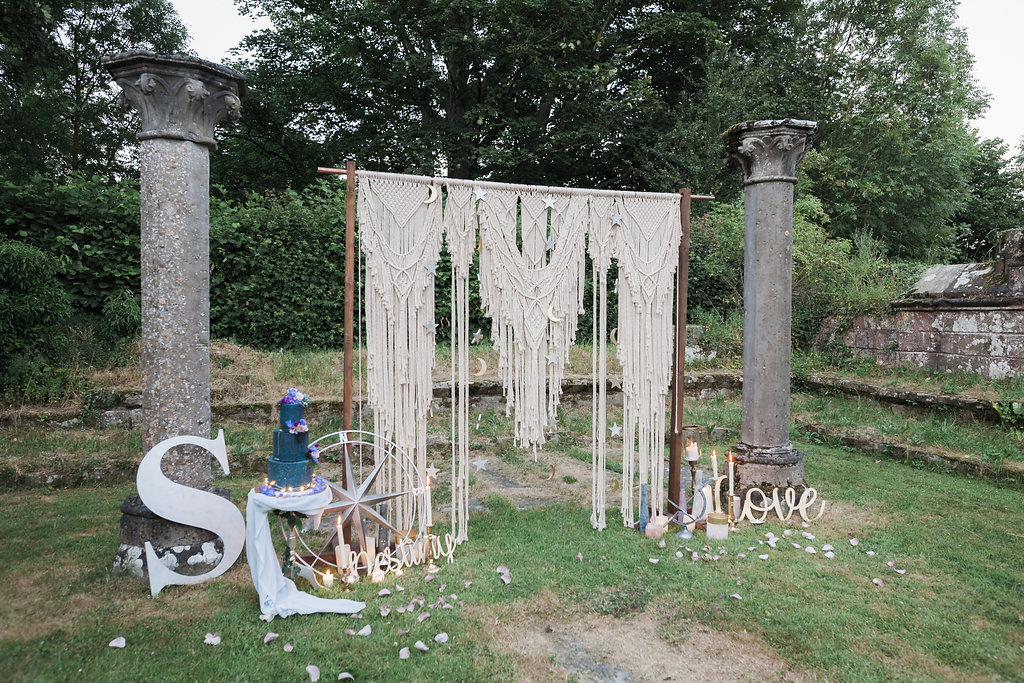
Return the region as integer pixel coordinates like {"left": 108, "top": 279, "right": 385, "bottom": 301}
{"left": 711, "top": 450, "right": 719, "bottom": 480}
{"left": 424, "top": 478, "right": 433, "bottom": 526}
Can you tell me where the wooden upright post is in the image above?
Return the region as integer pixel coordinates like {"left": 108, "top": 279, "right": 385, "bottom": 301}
{"left": 343, "top": 160, "right": 356, "bottom": 432}
{"left": 667, "top": 188, "right": 692, "bottom": 520}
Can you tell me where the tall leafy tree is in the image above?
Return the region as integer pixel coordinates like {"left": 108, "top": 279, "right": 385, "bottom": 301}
{"left": 0, "top": 0, "right": 189, "bottom": 181}
{"left": 950, "top": 137, "right": 1024, "bottom": 262}
{"left": 218, "top": 0, "right": 802, "bottom": 194}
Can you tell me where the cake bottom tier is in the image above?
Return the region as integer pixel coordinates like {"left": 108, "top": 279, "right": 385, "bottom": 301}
{"left": 267, "top": 456, "right": 312, "bottom": 490}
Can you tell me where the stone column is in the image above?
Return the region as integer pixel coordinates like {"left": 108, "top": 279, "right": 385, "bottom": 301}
{"left": 722, "top": 119, "right": 817, "bottom": 490}
{"left": 104, "top": 51, "right": 245, "bottom": 576}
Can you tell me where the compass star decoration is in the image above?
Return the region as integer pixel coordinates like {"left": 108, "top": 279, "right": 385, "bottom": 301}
{"left": 323, "top": 439, "right": 410, "bottom": 553}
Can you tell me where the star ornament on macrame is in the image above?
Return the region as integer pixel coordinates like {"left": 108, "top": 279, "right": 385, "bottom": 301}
{"left": 424, "top": 463, "right": 440, "bottom": 481}
{"left": 543, "top": 194, "right": 556, "bottom": 210}
{"left": 471, "top": 329, "right": 483, "bottom": 344}
{"left": 424, "top": 261, "right": 439, "bottom": 276}
{"left": 472, "top": 456, "right": 489, "bottom": 471}
{"left": 610, "top": 213, "right": 623, "bottom": 226}
{"left": 545, "top": 235, "right": 556, "bottom": 252}
{"left": 545, "top": 352, "right": 558, "bottom": 365}
{"left": 473, "top": 187, "right": 487, "bottom": 202}
{"left": 609, "top": 423, "right": 622, "bottom": 437}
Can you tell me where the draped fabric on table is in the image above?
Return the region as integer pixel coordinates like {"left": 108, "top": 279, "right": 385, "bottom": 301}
{"left": 352, "top": 169, "right": 681, "bottom": 536}
{"left": 356, "top": 171, "right": 443, "bottom": 532}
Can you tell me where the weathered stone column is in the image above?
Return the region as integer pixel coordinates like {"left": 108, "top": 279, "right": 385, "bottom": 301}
{"left": 104, "top": 51, "right": 245, "bottom": 575}
{"left": 722, "top": 119, "right": 817, "bottom": 490}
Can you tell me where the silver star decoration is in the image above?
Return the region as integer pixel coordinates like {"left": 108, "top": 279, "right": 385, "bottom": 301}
{"left": 424, "top": 463, "right": 440, "bottom": 481}
{"left": 610, "top": 376, "right": 622, "bottom": 389}
{"left": 323, "top": 440, "right": 407, "bottom": 554}
{"left": 545, "top": 235, "right": 556, "bottom": 252}
{"left": 472, "top": 456, "right": 489, "bottom": 471}
{"left": 473, "top": 186, "right": 487, "bottom": 202}
{"left": 425, "top": 320, "right": 438, "bottom": 333}
{"left": 546, "top": 352, "right": 558, "bottom": 365}
{"left": 609, "top": 422, "right": 622, "bottom": 437}
{"left": 424, "top": 260, "right": 438, "bottom": 276}
{"left": 610, "top": 213, "right": 623, "bottom": 226}
{"left": 471, "top": 329, "right": 483, "bottom": 344}
{"left": 543, "top": 194, "right": 556, "bottom": 210}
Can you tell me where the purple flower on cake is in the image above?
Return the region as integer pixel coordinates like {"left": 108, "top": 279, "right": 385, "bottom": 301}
{"left": 286, "top": 419, "right": 308, "bottom": 434}
{"left": 308, "top": 444, "right": 321, "bottom": 463}
{"left": 279, "top": 388, "right": 308, "bottom": 405}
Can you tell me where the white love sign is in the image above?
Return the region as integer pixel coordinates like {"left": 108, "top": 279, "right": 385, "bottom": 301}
{"left": 738, "top": 485, "right": 826, "bottom": 524}
{"left": 137, "top": 431, "right": 246, "bottom": 597}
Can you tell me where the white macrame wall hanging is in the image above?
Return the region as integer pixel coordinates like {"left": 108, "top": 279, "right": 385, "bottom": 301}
{"left": 357, "top": 171, "right": 443, "bottom": 532}
{"left": 473, "top": 184, "right": 589, "bottom": 455}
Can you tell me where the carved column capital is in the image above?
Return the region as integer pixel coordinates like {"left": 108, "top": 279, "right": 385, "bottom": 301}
{"left": 103, "top": 50, "right": 246, "bottom": 150}
{"left": 722, "top": 119, "right": 817, "bottom": 186}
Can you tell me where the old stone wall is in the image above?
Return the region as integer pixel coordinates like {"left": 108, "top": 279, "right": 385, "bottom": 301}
{"left": 840, "top": 303, "right": 1024, "bottom": 379}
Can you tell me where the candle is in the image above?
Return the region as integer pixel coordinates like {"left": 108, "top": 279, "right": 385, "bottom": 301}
{"left": 366, "top": 537, "right": 376, "bottom": 570}
{"left": 711, "top": 450, "right": 719, "bottom": 480}
{"left": 684, "top": 441, "right": 699, "bottom": 462}
{"left": 322, "top": 570, "right": 334, "bottom": 588}
{"left": 706, "top": 512, "right": 729, "bottom": 540}
{"left": 424, "top": 478, "right": 433, "bottom": 527}
{"left": 728, "top": 451, "right": 735, "bottom": 506}
{"left": 337, "top": 543, "right": 349, "bottom": 569}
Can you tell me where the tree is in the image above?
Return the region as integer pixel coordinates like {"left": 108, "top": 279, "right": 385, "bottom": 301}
{"left": 0, "top": 0, "right": 189, "bottom": 181}
{"left": 951, "top": 138, "right": 1024, "bottom": 262}
{"left": 217, "top": 0, "right": 802, "bottom": 195}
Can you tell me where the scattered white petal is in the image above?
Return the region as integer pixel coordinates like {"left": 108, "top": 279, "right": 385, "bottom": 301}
{"left": 747, "top": 547, "right": 755, "bottom": 551}
{"left": 398, "top": 629, "right": 410, "bottom": 636}
{"left": 397, "top": 605, "right": 407, "bottom": 614}
{"left": 691, "top": 552, "right": 699, "bottom": 561}
{"left": 737, "top": 553, "right": 747, "bottom": 559}
{"left": 866, "top": 550, "right": 876, "bottom": 556}
{"left": 649, "top": 558, "right": 659, "bottom": 564}
{"left": 343, "top": 629, "right": 354, "bottom": 636}
{"left": 338, "top": 673, "right": 355, "bottom": 680}
{"left": 886, "top": 561, "right": 895, "bottom": 567}
{"left": 108, "top": 637, "right": 126, "bottom": 649}
{"left": 895, "top": 568, "right": 906, "bottom": 575}
{"left": 357, "top": 625, "right": 371, "bottom": 636}
{"left": 306, "top": 665, "right": 321, "bottom": 682}
{"left": 380, "top": 605, "right": 391, "bottom": 617}
{"left": 849, "top": 538, "right": 859, "bottom": 546}
{"left": 758, "top": 554, "right": 770, "bottom": 560}
{"left": 464, "top": 580, "right": 472, "bottom": 588}
{"left": 284, "top": 643, "right": 294, "bottom": 652}
{"left": 658, "top": 539, "right": 666, "bottom": 549}
{"left": 767, "top": 539, "right": 778, "bottom": 548}
{"left": 675, "top": 551, "right": 683, "bottom": 559}
{"left": 801, "top": 521, "right": 811, "bottom": 528}
{"left": 434, "top": 632, "right": 449, "bottom": 644}
{"left": 822, "top": 544, "right": 834, "bottom": 552}
{"left": 805, "top": 546, "right": 816, "bottom": 554}
{"left": 712, "top": 555, "right": 720, "bottom": 561}
{"left": 783, "top": 529, "right": 794, "bottom": 537}
{"left": 497, "top": 566, "right": 511, "bottom": 585}
{"left": 399, "top": 647, "right": 410, "bottom": 659}
{"left": 378, "top": 588, "right": 391, "bottom": 597}
{"left": 418, "top": 612, "right": 431, "bottom": 622}
{"left": 414, "top": 641, "right": 429, "bottom": 652}
{"left": 350, "top": 613, "right": 363, "bottom": 619}
{"left": 824, "top": 551, "right": 835, "bottom": 559}
{"left": 264, "top": 632, "right": 279, "bottom": 644}
{"left": 801, "top": 531, "right": 815, "bottom": 540}
{"left": 424, "top": 574, "right": 436, "bottom": 583}
{"left": 260, "top": 614, "right": 275, "bottom": 622}
{"left": 756, "top": 539, "right": 764, "bottom": 545}
{"left": 791, "top": 542, "right": 802, "bottom": 549}
{"left": 204, "top": 633, "right": 221, "bottom": 646}
{"left": 731, "top": 593, "right": 742, "bottom": 600}
{"left": 396, "top": 585, "right": 405, "bottom": 592}
{"left": 872, "top": 578, "right": 885, "bottom": 588}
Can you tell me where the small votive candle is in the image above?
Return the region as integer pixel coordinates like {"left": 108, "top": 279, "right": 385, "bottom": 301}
{"left": 706, "top": 512, "right": 729, "bottom": 540}
{"left": 322, "top": 570, "right": 334, "bottom": 588}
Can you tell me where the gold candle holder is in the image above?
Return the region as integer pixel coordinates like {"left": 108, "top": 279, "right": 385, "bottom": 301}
{"left": 728, "top": 494, "right": 736, "bottom": 530}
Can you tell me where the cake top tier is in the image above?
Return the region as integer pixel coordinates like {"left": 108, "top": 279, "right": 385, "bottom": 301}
{"left": 277, "top": 388, "right": 308, "bottom": 430}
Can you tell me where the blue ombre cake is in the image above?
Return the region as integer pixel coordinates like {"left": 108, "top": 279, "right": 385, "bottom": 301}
{"left": 267, "top": 394, "right": 313, "bottom": 491}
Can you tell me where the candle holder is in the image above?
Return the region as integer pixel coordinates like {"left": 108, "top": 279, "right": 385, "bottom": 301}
{"left": 728, "top": 494, "right": 736, "bottom": 530}
{"left": 425, "top": 525, "right": 440, "bottom": 574}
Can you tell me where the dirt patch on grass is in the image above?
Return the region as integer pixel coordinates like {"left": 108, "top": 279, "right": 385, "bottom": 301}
{"left": 471, "top": 593, "right": 808, "bottom": 682}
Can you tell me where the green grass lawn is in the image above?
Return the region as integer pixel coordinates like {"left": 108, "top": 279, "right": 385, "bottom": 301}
{"left": 1, "top": 439, "right": 1022, "bottom": 681}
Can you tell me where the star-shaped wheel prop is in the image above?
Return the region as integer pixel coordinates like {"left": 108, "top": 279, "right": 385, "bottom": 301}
{"left": 323, "top": 438, "right": 410, "bottom": 555}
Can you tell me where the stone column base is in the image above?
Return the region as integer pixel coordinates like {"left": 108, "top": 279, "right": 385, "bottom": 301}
{"left": 112, "top": 488, "right": 230, "bottom": 577}
{"left": 732, "top": 442, "right": 804, "bottom": 490}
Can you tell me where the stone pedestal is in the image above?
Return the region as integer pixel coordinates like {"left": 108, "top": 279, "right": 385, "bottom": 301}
{"left": 104, "top": 51, "right": 245, "bottom": 576}
{"left": 722, "top": 119, "right": 817, "bottom": 490}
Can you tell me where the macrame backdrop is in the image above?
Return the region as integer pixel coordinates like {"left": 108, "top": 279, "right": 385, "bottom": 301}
{"left": 474, "top": 186, "right": 589, "bottom": 455}
{"left": 357, "top": 171, "right": 443, "bottom": 532}
{"left": 352, "top": 169, "right": 681, "bottom": 536}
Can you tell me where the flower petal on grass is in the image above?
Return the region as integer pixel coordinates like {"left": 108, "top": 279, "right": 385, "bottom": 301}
{"left": 821, "top": 544, "right": 834, "bottom": 552}
{"left": 895, "top": 568, "right": 906, "bottom": 575}
{"left": 398, "top": 629, "right": 410, "bottom": 636}
{"left": 357, "top": 625, "right": 371, "bottom": 636}
{"left": 801, "top": 531, "right": 815, "bottom": 540}
{"left": 264, "top": 632, "right": 279, "bottom": 644}
{"left": 378, "top": 588, "right": 391, "bottom": 597}
{"left": 414, "top": 641, "right": 429, "bottom": 652}
{"left": 434, "top": 633, "right": 449, "bottom": 644}
{"left": 824, "top": 551, "right": 835, "bottom": 559}
{"left": 380, "top": 605, "right": 391, "bottom": 617}
{"left": 418, "top": 612, "right": 431, "bottom": 623}
{"left": 649, "top": 558, "right": 659, "bottom": 564}
{"left": 805, "top": 546, "right": 816, "bottom": 554}
{"left": 338, "top": 673, "right": 354, "bottom": 680}
{"left": 758, "top": 554, "right": 770, "bottom": 560}
{"left": 306, "top": 665, "right": 321, "bottom": 682}
{"left": 399, "top": 647, "right": 410, "bottom": 660}
{"left": 872, "top": 578, "right": 885, "bottom": 588}
{"left": 204, "top": 633, "right": 221, "bottom": 646}
{"left": 866, "top": 550, "right": 876, "bottom": 556}
{"left": 731, "top": 593, "right": 742, "bottom": 600}
{"left": 284, "top": 643, "right": 294, "bottom": 652}
{"left": 260, "top": 614, "right": 275, "bottom": 623}
{"left": 849, "top": 538, "right": 859, "bottom": 546}
{"left": 497, "top": 565, "right": 511, "bottom": 585}
{"left": 108, "top": 637, "right": 126, "bottom": 649}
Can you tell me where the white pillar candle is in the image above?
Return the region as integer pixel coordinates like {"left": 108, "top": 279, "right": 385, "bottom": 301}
{"left": 728, "top": 451, "right": 735, "bottom": 504}
{"left": 685, "top": 441, "right": 699, "bottom": 462}
{"left": 711, "top": 450, "right": 719, "bottom": 480}
{"left": 366, "top": 537, "right": 376, "bottom": 569}
{"left": 337, "top": 543, "right": 350, "bottom": 569}
{"left": 322, "top": 570, "right": 334, "bottom": 588}
{"left": 424, "top": 479, "right": 433, "bottom": 526}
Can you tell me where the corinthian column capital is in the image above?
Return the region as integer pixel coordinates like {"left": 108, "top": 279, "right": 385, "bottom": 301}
{"left": 103, "top": 50, "right": 246, "bottom": 149}
{"left": 722, "top": 119, "right": 817, "bottom": 186}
